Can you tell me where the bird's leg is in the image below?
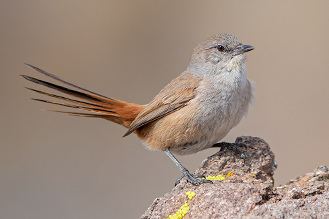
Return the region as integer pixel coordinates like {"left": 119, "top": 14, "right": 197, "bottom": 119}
{"left": 163, "top": 148, "right": 213, "bottom": 186}
{"left": 212, "top": 142, "right": 247, "bottom": 160}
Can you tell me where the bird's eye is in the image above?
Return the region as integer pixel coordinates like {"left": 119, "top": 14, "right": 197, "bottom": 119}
{"left": 216, "top": 45, "right": 225, "bottom": 52}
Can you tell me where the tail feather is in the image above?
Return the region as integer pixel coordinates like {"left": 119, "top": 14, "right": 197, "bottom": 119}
{"left": 22, "top": 75, "right": 116, "bottom": 107}
{"left": 46, "top": 110, "right": 125, "bottom": 126}
{"left": 23, "top": 64, "right": 145, "bottom": 128}
{"left": 25, "top": 63, "right": 112, "bottom": 100}
{"left": 31, "top": 98, "right": 116, "bottom": 114}
{"left": 26, "top": 87, "right": 113, "bottom": 111}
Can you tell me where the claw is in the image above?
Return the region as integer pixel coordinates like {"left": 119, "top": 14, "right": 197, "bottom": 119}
{"left": 175, "top": 169, "right": 213, "bottom": 186}
{"left": 163, "top": 148, "right": 213, "bottom": 186}
{"left": 175, "top": 175, "right": 184, "bottom": 186}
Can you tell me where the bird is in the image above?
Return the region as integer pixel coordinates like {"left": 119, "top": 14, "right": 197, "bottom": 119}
{"left": 22, "top": 33, "right": 255, "bottom": 186}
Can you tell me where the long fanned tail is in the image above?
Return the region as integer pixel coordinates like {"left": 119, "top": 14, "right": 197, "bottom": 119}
{"left": 22, "top": 64, "right": 144, "bottom": 128}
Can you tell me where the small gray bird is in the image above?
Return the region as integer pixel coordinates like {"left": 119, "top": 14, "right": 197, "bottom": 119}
{"left": 22, "top": 33, "right": 255, "bottom": 186}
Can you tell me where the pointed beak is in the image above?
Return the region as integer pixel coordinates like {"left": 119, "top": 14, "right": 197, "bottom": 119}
{"left": 233, "top": 45, "right": 254, "bottom": 56}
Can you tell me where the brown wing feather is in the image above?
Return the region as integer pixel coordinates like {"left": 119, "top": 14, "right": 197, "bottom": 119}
{"left": 123, "top": 72, "right": 201, "bottom": 137}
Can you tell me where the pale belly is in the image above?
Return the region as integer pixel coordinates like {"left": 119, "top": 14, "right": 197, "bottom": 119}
{"left": 140, "top": 86, "right": 252, "bottom": 155}
{"left": 140, "top": 71, "right": 253, "bottom": 155}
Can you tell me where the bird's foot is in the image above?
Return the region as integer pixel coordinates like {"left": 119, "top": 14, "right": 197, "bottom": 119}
{"left": 175, "top": 169, "right": 213, "bottom": 186}
{"left": 212, "top": 142, "right": 247, "bottom": 160}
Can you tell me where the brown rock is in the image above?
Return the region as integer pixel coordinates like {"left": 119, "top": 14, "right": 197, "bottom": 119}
{"left": 141, "top": 136, "right": 329, "bottom": 219}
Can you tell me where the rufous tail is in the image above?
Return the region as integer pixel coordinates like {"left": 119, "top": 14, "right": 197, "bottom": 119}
{"left": 22, "top": 64, "right": 145, "bottom": 128}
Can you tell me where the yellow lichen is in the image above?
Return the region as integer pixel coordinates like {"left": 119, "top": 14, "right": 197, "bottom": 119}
{"left": 205, "top": 172, "right": 234, "bottom": 181}
{"left": 206, "top": 175, "right": 226, "bottom": 181}
{"left": 186, "top": 191, "right": 195, "bottom": 200}
{"left": 167, "top": 191, "right": 196, "bottom": 219}
{"left": 167, "top": 201, "right": 189, "bottom": 219}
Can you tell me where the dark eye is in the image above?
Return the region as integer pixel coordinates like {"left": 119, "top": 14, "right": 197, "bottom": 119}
{"left": 216, "top": 45, "right": 225, "bottom": 52}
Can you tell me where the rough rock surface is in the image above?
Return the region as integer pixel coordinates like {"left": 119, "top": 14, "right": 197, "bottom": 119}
{"left": 141, "top": 136, "right": 329, "bottom": 219}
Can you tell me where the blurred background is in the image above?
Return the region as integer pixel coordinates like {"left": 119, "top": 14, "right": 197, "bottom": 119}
{"left": 1, "top": 1, "right": 329, "bottom": 218}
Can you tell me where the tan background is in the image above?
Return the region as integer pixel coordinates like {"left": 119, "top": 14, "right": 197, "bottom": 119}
{"left": 1, "top": 1, "right": 329, "bottom": 218}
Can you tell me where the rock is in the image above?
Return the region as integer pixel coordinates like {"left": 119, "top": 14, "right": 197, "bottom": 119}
{"left": 141, "top": 136, "right": 329, "bottom": 219}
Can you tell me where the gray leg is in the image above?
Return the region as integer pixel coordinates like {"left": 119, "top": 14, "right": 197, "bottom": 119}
{"left": 163, "top": 148, "right": 212, "bottom": 186}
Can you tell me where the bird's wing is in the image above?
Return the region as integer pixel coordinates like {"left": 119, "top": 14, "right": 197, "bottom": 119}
{"left": 123, "top": 72, "right": 201, "bottom": 137}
